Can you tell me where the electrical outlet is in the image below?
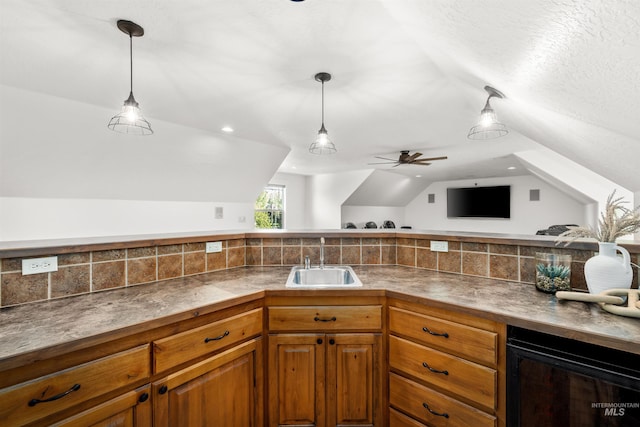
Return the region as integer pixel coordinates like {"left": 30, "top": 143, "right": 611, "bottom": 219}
{"left": 206, "top": 241, "right": 223, "bottom": 253}
{"left": 22, "top": 256, "right": 58, "bottom": 275}
{"left": 430, "top": 241, "right": 449, "bottom": 252}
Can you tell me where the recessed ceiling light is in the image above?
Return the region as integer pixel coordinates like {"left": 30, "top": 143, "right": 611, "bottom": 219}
{"left": 507, "top": 166, "right": 516, "bottom": 170}
{"left": 415, "top": 175, "right": 422, "bottom": 178}
{"left": 221, "top": 126, "right": 234, "bottom": 133}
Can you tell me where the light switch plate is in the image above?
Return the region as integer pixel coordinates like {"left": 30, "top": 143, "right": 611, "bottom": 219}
{"left": 22, "top": 256, "right": 58, "bottom": 275}
{"left": 430, "top": 241, "right": 449, "bottom": 252}
{"left": 206, "top": 241, "right": 223, "bottom": 253}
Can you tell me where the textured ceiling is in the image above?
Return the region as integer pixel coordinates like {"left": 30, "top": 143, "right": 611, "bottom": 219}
{"left": 1, "top": 0, "right": 639, "bottom": 196}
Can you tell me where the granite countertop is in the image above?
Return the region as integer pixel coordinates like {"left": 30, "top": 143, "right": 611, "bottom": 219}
{"left": 1, "top": 266, "right": 639, "bottom": 368}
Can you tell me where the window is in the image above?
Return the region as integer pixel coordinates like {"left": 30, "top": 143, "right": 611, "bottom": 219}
{"left": 255, "top": 185, "right": 285, "bottom": 229}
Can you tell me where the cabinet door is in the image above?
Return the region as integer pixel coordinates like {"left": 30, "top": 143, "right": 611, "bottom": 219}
{"left": 326, "top": 333, "right": 382, "bottom": 426}
{"left": 51, "top": 385, "right": 151, "bottom": 427}
{"left": 268, "top": 334, "right": 325, "bottom": 427}
{"left": 153, "top": 339, "right": 263, "bottom": 427}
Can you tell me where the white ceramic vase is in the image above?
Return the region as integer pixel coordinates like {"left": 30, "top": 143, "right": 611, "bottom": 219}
{"left": 584, "top": 242, "right": 632, "bottom": 294}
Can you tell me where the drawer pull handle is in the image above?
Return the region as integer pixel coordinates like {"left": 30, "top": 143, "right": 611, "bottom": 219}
{"left": 422, "top": 402, "right": 449, "bottom": 418}
{"left": 204, "top": 330, "right": 230, "bottom": 343}
{"left": 422, "top": 362, "right": 449, "bottom": 375}
{"left": 28, "top": 383, "right": 80, "bottom": 407}
{"left": 422, "top": 326, "right": 449, "bottom": 338}
{"left": 314, "top": 316, "right": 337, "bottom": 322}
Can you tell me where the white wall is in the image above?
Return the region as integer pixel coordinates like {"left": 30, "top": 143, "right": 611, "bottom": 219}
{"left": 0, "top": 85, "right": 290, "bottom": 241}
{"left": 405, "top": 175, "right": 587, "bottom": 235}
{"left": 341, "top": 206, "right": 406, "bottom": 229}
{"left": 305, "top": 170, "right": 372, "bottom": 229}
{"left": 269, "top": 172, "right": 308, "bottom": 230}
{"left": 0, "top": 198, "right": 254, "bottom": 241}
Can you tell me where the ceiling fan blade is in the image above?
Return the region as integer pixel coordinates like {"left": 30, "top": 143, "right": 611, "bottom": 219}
{"left": 368, "top": 161, "right": 399, "bottom": 165}
{"left": 374, "top": 156, "right": 397, "bottom": 161}
{"left": 416, "top": 156, "right": 448, "bottom": 161}
{"left": 406, "top": 152, "right": 423, "bottom": 162}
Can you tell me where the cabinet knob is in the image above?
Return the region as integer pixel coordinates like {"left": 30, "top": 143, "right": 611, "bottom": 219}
{"left": 159, "top": 385, "right": 168, "bottom": 395}
{"left": 138, "top": 392, "right": 149, "bottom": 403}
{"left": 329, "top": 339, "right": 335, "bottom": 345}
{"left": 317, "top": 338, "right": 323, "bottom": 344}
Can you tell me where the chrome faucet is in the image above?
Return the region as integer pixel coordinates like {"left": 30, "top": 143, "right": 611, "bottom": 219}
{"left": 304, "top": 255, "right": 310, "bottom": 269}
{"left": 320, "top": 237, "right": 325, "bottom": 269}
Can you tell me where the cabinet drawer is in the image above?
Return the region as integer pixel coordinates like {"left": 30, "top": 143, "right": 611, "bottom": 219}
{"left": 389, "top": 373, "right": 496, "bottom": 427}
{"left": 389, "top": 335, "right": 496, "bottom": 409}
{"left": 390, "top": 408, "right": 428, "bottom": 427}
{"left": 389, "top": 307, "right": 497, "bottom": 366}
{"left": 268, "top": 305, "right": 382, "bottom": 331}
{"left": 0, "top": 344, "right": 150, "bottom": 427}
{"left": 153, "top": 308, "right": 263, "bottom": 373}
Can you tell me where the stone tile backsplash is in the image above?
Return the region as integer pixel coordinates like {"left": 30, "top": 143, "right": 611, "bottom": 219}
{"left": 1, "top": 236, "right": 638, "bottom": 307}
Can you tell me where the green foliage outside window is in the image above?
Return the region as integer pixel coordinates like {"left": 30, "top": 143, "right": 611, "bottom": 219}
{"left": 255, "top": 185, "right": 285, "bottom": 229}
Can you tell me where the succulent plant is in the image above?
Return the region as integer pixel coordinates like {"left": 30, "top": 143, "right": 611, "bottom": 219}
{"left": 536, "top": 263, "right": 570, "bottom": 279}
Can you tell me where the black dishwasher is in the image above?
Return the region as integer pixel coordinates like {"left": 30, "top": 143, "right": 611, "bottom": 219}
{"left": 507, "top": 326, "right": 640, "bottom": 427}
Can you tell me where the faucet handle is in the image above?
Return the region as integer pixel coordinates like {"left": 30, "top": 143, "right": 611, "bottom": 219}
{"left": 320, "top": 237, "right": 325, "bottom": 244}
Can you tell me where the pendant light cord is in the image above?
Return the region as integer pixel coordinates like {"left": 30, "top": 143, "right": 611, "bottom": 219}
{"left": 321, "top": 80, "right": 325, "bottom": 125}
{"left": 129, "top": 34, "right": 133, "bottom": 94}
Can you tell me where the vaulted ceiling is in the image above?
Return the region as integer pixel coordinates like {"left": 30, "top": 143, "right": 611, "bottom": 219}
{"left": 1, "top": 0, "right": 639, "bottom": 204}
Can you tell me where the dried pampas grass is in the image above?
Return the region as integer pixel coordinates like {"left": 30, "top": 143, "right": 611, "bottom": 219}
{"left": 557, "top": 190, "right": 640, "bottom": 246}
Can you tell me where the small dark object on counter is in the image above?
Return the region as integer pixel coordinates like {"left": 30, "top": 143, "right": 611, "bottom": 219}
{"left": 535, "top": 224, "right": 578, "bottom": 236}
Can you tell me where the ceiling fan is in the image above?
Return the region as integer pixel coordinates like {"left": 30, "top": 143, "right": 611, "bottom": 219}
{"left": 369, "top": 150, "right": 448, "bottom": 167}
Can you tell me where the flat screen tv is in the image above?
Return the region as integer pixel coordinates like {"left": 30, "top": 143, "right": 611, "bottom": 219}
{"left": 447, "top": 185, "right": 511, "bottom": 218}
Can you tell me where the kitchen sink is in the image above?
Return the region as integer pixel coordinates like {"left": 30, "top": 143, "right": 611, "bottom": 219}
{"left": 285, "top": 265, "right": 363, "bottom": 288}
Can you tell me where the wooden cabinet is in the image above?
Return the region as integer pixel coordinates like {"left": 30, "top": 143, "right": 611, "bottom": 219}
{"left": 267, "top": 304, "right": 384, "bottom": 427}
{"left": 0, "top": 344, "right": 150, "bottom": 426}
{"left": 153, "top": 338, "right": 263, "bottom": 427}
{"left": 0, "top": 302, "right": 263, "bottom": 427}
{"left": 151, "top": 307, "right": 264, "bottom": 427}
{"left": 388, "top": 301, "right": 506, "bottom": 427}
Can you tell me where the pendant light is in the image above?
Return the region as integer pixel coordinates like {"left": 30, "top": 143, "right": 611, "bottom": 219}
{"left": 467, "top": 86, "right": 507, "bottom": 140}
{"left": 108, "top": 20, "right": 153, "bottom": 135}
{"left": 309, "top": 72, "right": 337, "bottom": 154}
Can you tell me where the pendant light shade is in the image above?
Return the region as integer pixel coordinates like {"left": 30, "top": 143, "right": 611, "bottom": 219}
{"left": 467, "top": 86, "right": 507, "bottom": 140}
{"left": 309, "top": 72, "right": 336, "bottom": 154}
{"left": 108, "top": 20, "right": 153, "bottom": 135}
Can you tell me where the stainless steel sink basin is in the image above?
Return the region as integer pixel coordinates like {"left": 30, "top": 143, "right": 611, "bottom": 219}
{"left": 286, "top": 265, "right": 363, "bottom": 288}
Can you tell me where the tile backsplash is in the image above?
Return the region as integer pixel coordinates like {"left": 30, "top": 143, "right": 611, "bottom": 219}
{"left": 1, "top": 236, "right": 638, "bottom": 307}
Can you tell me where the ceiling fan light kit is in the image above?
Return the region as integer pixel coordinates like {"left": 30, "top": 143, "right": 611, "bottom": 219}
{"left": 309, "top": 72, "right": 337, "bottom": 155}
{"left": 467, "top": 85, "right": 507, "bottom": 140}
{"left": 108, "top": 20, "right": 153, "bottom": 136}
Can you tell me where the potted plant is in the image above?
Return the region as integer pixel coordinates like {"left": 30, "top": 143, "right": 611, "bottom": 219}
{"left": 535, "top": 253, "right": 572, "bottom": 293}
{"left": 556, "top": 191, "right": 640, "bottom": 294}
